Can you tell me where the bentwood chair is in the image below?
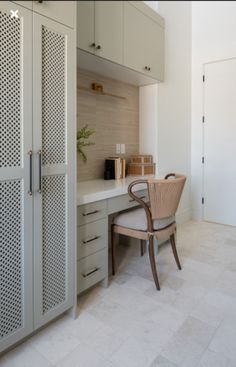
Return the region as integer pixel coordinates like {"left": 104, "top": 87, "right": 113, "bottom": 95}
{"left": 111, "top": 174, "right": 186, "bottom": 290}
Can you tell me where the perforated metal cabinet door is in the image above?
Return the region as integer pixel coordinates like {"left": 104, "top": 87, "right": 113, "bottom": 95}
{"left": 0, "top": 2, "right": 33, "bottom": 353}
{"left": 33, "top": 13, "right": 76, "bottom": 328}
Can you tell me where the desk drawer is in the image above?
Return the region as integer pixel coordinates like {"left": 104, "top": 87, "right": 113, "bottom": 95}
{"left": 107, "top": 189, "right": 148, "bottom": 214}
{"left": 77, "top": 249, "right": 108, "bottom": 294}
{"left": 77, "top": 218, "right": 108, "bottom": 260}
{"left": 78, "top": 200, "right": 107, "bottom": 226}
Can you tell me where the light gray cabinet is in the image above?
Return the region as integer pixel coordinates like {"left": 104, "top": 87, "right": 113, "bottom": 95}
{"left": 0, "top": 1, "right": 76, "bottom": 352}
{"left": 77, "top": 0, "right": 94, "bottom": 53}
{"left": 32, "top": 0, "right": 76, "bottom": 28}
{"left": 77, "top": 1, "right": 123, "bottom": 64}
{"left": 77, "top": 0, "right": 164, "bottom": 82}
{"left": 94, "top": 1, "right": 123, "bottom": 64}
{"left": 124, "top": 2, "right": 164, "bottom": 81}
{"left": 0, "top": 1, "right": 33, "bottom": 352}
{"left": 33, "top": 13, "right": 76, "bottom": 329}
{"left": 77, "top": 201, "right": 108, "bottom": 294}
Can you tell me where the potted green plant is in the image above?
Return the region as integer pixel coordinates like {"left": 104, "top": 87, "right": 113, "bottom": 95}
{"left": 77, "top": 124, "right": 95, "bottom": 163}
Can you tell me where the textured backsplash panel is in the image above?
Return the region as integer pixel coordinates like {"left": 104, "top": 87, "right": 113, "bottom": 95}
{"left": 77, "top": 69, "right": 139, "bottom": 181}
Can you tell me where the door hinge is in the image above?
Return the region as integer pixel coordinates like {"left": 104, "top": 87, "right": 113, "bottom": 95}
{"left": 202, "top": 115, "right": 205, "bottom": 123}
{"left": 203, "top": 75, "right": 205, "bottom": 82}
{"left": 202, "top": 197, "right": 205, "bottom": 205}
{"left": 202, "top": 156, "right": 204, "bottom": 164}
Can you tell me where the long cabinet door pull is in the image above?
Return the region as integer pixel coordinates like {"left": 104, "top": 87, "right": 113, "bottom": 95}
{"left": 82, "top": 236, "right": 100, "bottom": 244}
{"left": 82, "top": 267, "right": 100, "bottom": 278}
{"left": 129, "top": 195, "right": 146, "bottom": 203}
{"left": 82, "top": 210, "right": 100, "bottom": 216}
{"left": 37, "top": 150, "right": 42, "bottom": 194}
{"left": 28, "top": 150, "right": 33, "bottom": 196}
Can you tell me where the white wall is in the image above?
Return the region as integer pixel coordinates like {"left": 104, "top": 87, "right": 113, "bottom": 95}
{"left": 191, "top": 1, "right": 236, "bottom": 220}
{"left": 140, "top": 1, "right": 191, "bottom": 223}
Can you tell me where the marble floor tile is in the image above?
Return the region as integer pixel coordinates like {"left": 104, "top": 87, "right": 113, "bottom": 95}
{"left": 56, "top": 343, "right": 115, "bottom": 367}
{"left": 0, "top": 342, "right": 53, "bottom": 367}
{"left": 3, "top": 220, "right": 236, "bottom": 367}
{"left": 161, "top": 316, "right": 216, "bottom": 367}
{"left": 209, "top": 318, "right": 236, "bottom": 361}
{"left": 197, "top": 349, "right": 235, "bottom": 367}
{"left": 149, "top": 355, "right": 179, "bottom": 367}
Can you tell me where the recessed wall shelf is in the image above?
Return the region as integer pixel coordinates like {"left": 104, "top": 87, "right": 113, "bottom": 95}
{"left": 77, "top": 83, "right": 126, "bottom": 100}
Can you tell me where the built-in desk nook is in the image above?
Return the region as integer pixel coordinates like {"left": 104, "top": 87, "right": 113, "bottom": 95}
{"left": 77, "top": 175, "right": 163, "bottom": 294}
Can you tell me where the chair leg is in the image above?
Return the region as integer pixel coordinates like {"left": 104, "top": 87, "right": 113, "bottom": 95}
{"left": 148, "top": 236, "right": 160, "bottom": 290}
{"left": 140, "top": 240, "right": 145, "bottom": 256}
{"left": 170, "top": 233, "right": 182, "bottom": 270}
{"left": 111, "top": 225, "right": 116, "bottom": 275}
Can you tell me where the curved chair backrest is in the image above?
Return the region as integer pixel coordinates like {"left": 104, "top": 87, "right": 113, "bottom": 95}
{"left": 147, "top": 174, "right": 186, "bottom": 220}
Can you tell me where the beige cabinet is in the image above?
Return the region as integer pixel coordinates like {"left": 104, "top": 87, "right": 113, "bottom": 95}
{"left": 77, "top": 1, "right": 123, "bottom": 64}
{"left": 94, "top": 1, "right": 123, "bottom": 64}
{"left": 32, "top": 0, "right": 76, "bottom": 28}
{"left": 77, "top": 0, "right": 94, "bottom": 53}
{"left": 77, "top": 1, "right": 164, "bottom": 82}
{"left": 11, "top": 1, "right": 33, "bottom": 10}
{"left": 124, "top": 2, "right": 164, "bottom": 81}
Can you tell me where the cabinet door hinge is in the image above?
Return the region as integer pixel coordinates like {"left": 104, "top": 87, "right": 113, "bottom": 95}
{"left": 202, "top": 115, "right": 205, "bottom": 123}
{"left": 203, "top": 75, "right": 205, "bottom": 82}
{"left": 202, "top": 156, "right": 204, "bottom": 164}
{"left": 202, "top": 197, "right": 205, "bottom": 204}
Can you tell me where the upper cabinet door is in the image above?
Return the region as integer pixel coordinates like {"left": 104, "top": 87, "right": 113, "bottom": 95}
{"left": 77, "top": 1, "right": 95, "bottom": 53}
{"left": 11, "top": 1, "right": 33, "bottom": 10}
{"left": 94, "top": 1, "right": 123, "bottom": 64}
{"left": 33, "top": 0, "right": 76, "bottom": 28}
{"left": 124, "top": 2, "right": 164, "bottom": 81}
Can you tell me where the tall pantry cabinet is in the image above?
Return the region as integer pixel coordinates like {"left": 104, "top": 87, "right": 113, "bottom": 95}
{"left": 0, "top": 1, "right": 76, "bottom": 352}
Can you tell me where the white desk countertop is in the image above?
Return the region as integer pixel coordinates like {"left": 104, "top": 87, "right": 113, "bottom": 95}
{"left": 77, "top": 174, "right": 164, "bottom": 205}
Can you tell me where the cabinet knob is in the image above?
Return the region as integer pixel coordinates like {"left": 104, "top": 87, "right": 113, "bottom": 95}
{"left": 144, "top": 66, "right": 148, "bottom": 70}
{"left": 148, "top": 67, "right": 151, "bottom": 71}
{"left": 96, "top": 45, "right": 101, "bottom": 50}
{"left": 38, "top": 0, "right": 43, "bottom": 3}
{"left": 90, "top": 42, "right": 96, "bottom": 48}
{"left": 144, "top": 66, "right": 151, "bottom": 71}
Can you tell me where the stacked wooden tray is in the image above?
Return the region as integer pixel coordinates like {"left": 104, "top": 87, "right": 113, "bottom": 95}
{"left": 128, "top": 155, "right": 155, "bottom": 176}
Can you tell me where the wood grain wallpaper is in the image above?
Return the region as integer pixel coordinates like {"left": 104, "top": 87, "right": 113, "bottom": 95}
{"left": 77, "top": 69, "right": 139, "bottom": 182}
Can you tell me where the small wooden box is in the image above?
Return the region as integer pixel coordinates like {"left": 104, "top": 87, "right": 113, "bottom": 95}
{"left": 127, "top": 163, "right": 156, "bottom": 176}
{"left": 131, "top": 155, "right": 153, "bottom": 164}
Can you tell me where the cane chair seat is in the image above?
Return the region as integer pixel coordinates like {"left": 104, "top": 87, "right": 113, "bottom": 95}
{"left": 114, "top": 207, "right": 175, "bottom": 232}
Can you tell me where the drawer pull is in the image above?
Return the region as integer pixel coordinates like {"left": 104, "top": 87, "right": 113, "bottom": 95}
{"left": 82, "top": 267, "right": 100, "bottom": 278}
{"left": 82, "top": 210, "right": 100, "bottom": 217}
{"left": 129, "top": 195, "right": 146, "bottom": 203}
{"left": 82, "top": 236, "right": 100, "bottom": 244}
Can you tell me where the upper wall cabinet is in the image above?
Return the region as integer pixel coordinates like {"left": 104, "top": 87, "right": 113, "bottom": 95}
{"left": 12, "top": 1, "right": 76, "bottom": 27}
{"left": 77, "top": 1, "right": 123, "bottom": 64}
{"left": 77, "top": 0, "right": 165, "bottom": 82}
{"left": 11, "top": 1, "right": 32, "bottom": 10}
{"left": 124, "top": 2, "right": 164, "bottom": 81}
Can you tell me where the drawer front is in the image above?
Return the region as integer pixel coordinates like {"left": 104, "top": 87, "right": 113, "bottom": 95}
{"left": 77, "top": 200, "right": 107, "bottom": 226}
{"left": 107, "top": 189, "right": 148, "bottom": 214}
{"left": 77, "top": 218, "right": 108, "bottom": 260}
{"left": 77, "top": 249, "right": 108, "bottom": 294}
{"left": 32, "top": 1, "right": 76, "bottom": 28}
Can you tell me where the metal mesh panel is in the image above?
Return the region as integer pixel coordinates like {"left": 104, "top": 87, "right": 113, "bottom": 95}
{"left": 0, "top": 180, "right": 22, "bottom": 338}
{"left": 42, "top": 26, "right": 66, "bottom": 166}
{"left": 0, "top": 10, "right": 21, "bottom": 168}
{"left": 42, "top": 175, "right": 66, "bottom": 314}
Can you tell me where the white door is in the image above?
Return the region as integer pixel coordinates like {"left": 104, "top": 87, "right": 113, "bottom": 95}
{"left": 0, "top": 2, "right": 33, "bottom": 352}
{"left": 33, "top": 13, "right": 76, "bottom": 328}
{"left": 204, "top": 59, "right": 236, "bottom": 226}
